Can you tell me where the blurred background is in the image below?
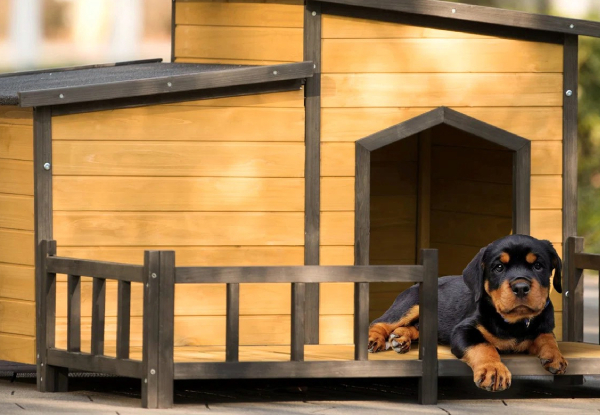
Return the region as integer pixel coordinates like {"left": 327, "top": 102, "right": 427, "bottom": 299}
{"left": 0, "top": 0, "right": 599, "bottom": 340}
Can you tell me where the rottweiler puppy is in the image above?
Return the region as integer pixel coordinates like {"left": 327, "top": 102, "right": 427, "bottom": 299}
{"left": 368, "top": 234, "right": 567, "bottom": 391}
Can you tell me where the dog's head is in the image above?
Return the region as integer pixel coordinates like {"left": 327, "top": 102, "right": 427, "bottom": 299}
{"left": 463, "top": 235, "right": 562, "bottom": 323}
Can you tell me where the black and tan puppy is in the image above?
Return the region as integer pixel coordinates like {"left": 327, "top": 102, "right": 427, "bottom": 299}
{"left": 368, "top": 234, "right": 567, "bottom": 391}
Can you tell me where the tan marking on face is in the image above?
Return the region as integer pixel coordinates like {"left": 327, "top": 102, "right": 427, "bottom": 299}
{"left": 487, "top": 279, "right": 549, "bottom": 324}
{"left": 526, "top": 253, "right": 537, "bottom": 264}
{"left": 500, "top": 252, "right": 510, "bottom": 264}
{"left": 477, "top": 325, "right": 532, "bottom": 352}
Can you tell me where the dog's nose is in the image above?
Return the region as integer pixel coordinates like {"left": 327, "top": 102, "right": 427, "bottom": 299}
{"left": 511, "top": 281, "right": 531, "bottom": 298}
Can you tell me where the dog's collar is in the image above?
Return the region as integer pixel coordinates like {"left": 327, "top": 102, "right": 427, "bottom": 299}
{"left": 505, "top": 298, "right": 551, "bottom": 328}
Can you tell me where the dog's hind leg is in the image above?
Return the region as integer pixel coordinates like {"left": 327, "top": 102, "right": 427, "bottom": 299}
{"left": 368, "top": 305, "right": 420, "bottom": 353}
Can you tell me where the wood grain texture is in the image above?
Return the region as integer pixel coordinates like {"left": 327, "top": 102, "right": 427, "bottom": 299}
{"left": 171, "top": 89, "right": 304, "bottom": 108}
{"left": 0, "top": 124, "right": 33, "bottom": 161}
{"left": 175, "top": 57, "right": 294, "bottom": 65}
{"left": 54, "top": 177, "right": 304, "bottom": 212}
{"left": 0, "top": 264, "right": 34, "bottom": 301}
{"left": 54, "top": 212, "right": 304, "bottom": 246}
{"left": 321, "top": 73, "right": 563, "bottom": 108}
{"left": 0, "top": 299, "right": 35, "bottom": 336}
{"left": 321, "top": 212, "right": 353, "bottom": 246}
{"left": 0, "top": 194, "right": 34, "bottom": 231}
{"left": 175, "top": 1, "right": 303, "bottom": 27}
{"left": 319, "top": 283, "right": 353, "bottom": 315}
{"left": 0, "top": 333, "right": 35, "bottom": 364}
{"left": 53, "top": 106, "right": 305, "bottom": 142}
{"left": 0, "top": 229, "right": 34, "bottom": 266}
{"left": 319, "top": 246, "right": 353, "bottom": 265}
{"left": 0, "top": 106, "right": 33, "bottom": 125}
{"left": 323, "top": 38, "right": 562, "bottom": 73}
{"left": 430, "top": 211, "right": 513, "bottom": 248}
{"left": 431, "top": 179, "right": 512, "bottom": 217}
{"left": 321, "top": 177, "right": 353, "bottom": 211}
{"left": 532, "top": 141, "right": 562, "bottom": 174}
{"left": 0, "top": 159, "right": 33, "bottom": 195}
{"left": 321, "top": 107, "right": 562, "bottom": 142}
{"left": 321, "top": 143, "right": 354, "bottom": 176}
{"left": 531, "top": 209, "right": 563, "bottom": 243}
{"left": 531, "top": 176, "right": 562, "bottom": 209}
{"left": 53, "top": 141, "right": 305, "bottom": 177}
{"left": 175, "top": 26, "right": 303, "bottom": 61}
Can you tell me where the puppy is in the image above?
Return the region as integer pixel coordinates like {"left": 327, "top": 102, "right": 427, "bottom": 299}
{"left": 368, "top": 234, "right": 567, "bottom": 391}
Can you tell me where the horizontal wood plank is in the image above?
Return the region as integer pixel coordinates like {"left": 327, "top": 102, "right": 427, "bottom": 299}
{"left": 321, "top": 177, "right": 354, "bottom": 211}
{"left": 169, "top": 89, "right": 304, "bottom": 108}
{"left": 430, "top": 211, "right": 513, "bottom": 248}
{"left": 430, "top": 242, "right": 481, "bottom": 277}
{"left": 53, "top": 106, "right": 304, "bottom": 142}
{"left": 56, "top": 246, "right": 304, "bottom": 267}
{"left": 53, "top": 141, "right": 305, "bottom": 177}
{"left": 431, "top": 179, "right": 512, "bottom": 218}
{"left": 0, "top": 333, "right": 35, "bottom": 364}
{"left": 432, "top": 146, "right": 513, "bottom": 184}
{"left": 531, "top": 209, "right": 563, "bottom": 243}
{"left": 320, "top": 283, "right": 354, "bottom": 315}
{"left": 54, "top": 177, "right": 304, "bottom": 212}
{"left": 0, "top": 124, "right": 33, "bottom": 161}
{"left": 0, "top": 263, "right": 34, "bottom": 301}
{"left": 0, "top": 106, "right": 33, "bottom": 126}
{"left": 531, "top": 176, "right": 562, "bottom": 209}
{"left": 323, "top": 38, "right": 562, "bottom": 73}
{"left": 175, "top": 26, "right": 303, "bottom": 62}
{"left": 0, "top": 229, "right": 34, "bottom": 266}
{"left": 321, "top": 212, "right": 354, "bottom": 246}
{"left": 321, "top": 107, "right": 562, "bottom": 142}
{"left": 321, "top": 73, "right": 563, "bottom": 108}
{"left": 0, "top": 159, "right": 33, "bottom": 195}
{"left": 321, "top": 142, "right": 354, "bottom": 177}
{"left": 46, "top": 256, "right": 143, "bottom": 282}
{"left": 0, "top": 299, "right": 35, "bottom": 336}
{"left": 0, "top": 194, "right": 33, "bottom": 231}
{"left": 54, "top": 212, "right": 304, "bottom": 246}
{"left": 532, "top": 141, "right": 563, "bottom": 174}
{"left": 319, "top": 246, "right": 354, "bottom": 265}
{"left": 175, "top": 1, "right": 303, "bottom": 27}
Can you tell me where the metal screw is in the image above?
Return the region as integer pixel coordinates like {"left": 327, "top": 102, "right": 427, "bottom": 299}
{"left": 43, "top": 163, "right": 51, "bottom": 171}
{"left": 311, "top": 11, "right": 316, "bottom": 16}
{"left": 144, "top": 378, "right": 148, "bottom": 384}
{"left": 565, "top": 290, "right": 569, "bottom": 297}
{"left": 167, "top": 82, "right": 172, "bottom": 87}
{"left": 566, "top": 90, "right": 573, "bottom": 97}
{"left": 313, "top": 64, "right": 316, "bottom": 69}
{"left": 151, "top": 273, "right": 157, "bottom": 279}
{"left": 59, "top": 94, "right": 64, "bottom": 99}
{"left": 451, "top": 8, "right": 456, "bottom": 13}
{"left": 40, "top": 377, "right": 43, "bottom": 382}
{"left": 150, "top": 369, "right": 156, "bottom": 375}
{"left": 273, "top": 70, "right": 278, "bottom": 75}
{"left": 41, "top": 363, "right": 44, "bottom": 367}
{"left": 570, "top": 24, "right": 575, "bottom": 29}
{"left": 37, "top": 354, "right": 40, "bottom": 359}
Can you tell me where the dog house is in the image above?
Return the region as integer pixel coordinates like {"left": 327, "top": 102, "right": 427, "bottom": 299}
{"left": 0, "top": 0, "right": 600, "bottom": 408}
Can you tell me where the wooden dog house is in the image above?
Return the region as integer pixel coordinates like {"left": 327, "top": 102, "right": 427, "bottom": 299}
{"left": 0, "top": 0, "right": 599, "bottom": 408}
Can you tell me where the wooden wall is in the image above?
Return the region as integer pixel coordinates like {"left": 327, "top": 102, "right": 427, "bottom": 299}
{"left": 319, "top": 14, "right": 565, "bottom": 338}
{"left": 174, "top": 0, "right": 304, "bottom": 65}
{"left": 0, "top": 107, "right": 35, "bottom": 364}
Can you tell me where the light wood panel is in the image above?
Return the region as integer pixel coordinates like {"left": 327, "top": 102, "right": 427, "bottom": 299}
{"left": 531, "top": 176, "right": 562, "bottom": 209}
{"left": 175, "top": 26, "right": 303, "bottom": 61}
{"left": 0, "top": 124, "right": 33, "bottom": 160}
{"left": 54, "top": 177, "right": 304, "bottom": 212}
{"left": 175, "top": 1, "right": 303, "bottom": 27}
{"left": 532, "top": 141, "right": 563, "bottom": 174}
{"left": 56, "top": 246, "right": 304, "bottom": 267}
{"left": 322, "top": 14, "right": 491, "bottom": 39}
{"left": 169, "top": 89, "right": 304, "bottom": 108}
{"left": 320, "top": 315, "right": 353, "bottom": 345}
{"left": 321, "top": 107, "right": 562, "bottom": 142}
{"left": 321, "top": 212, "right": 354, "bottom": 246}
{"left": 0, "top": 333, "right": 35, "bottom": 364}
{"left": 0, "top": 107, "right": 33, "bottom": 125}
{"left": 323, "top": 38, "right": 562, "bottom": 73}
{"left": 321, "top": 143, "right": 354, "bottom": 177}
{"left": 54, "top": 212, "right": 304, "bottom": 246}
{"left": 0, "top": 194, "right": 33, "bottom": 231}
{"left": 53, "top": 106, "right": 305, "bottom": 142}
{"left": 0, "top": 229, "right": 34, "bottom": 266}
{"left": 0, "top": 159, "right": 33, "bottom": 195}
{"left": 321, "top": 177, "right": 354, "bottom": 211}
{"left": 0, "top": 264, "right": 34, "bottom": 301}
{"left": 531, "top": 210, "right": 563, "bottom": 243}
{"left": 53, "top": 141, "right": 304, "bottom": 177}
{"left": 319, "top": 246, "right": 353, "bottom": 265}
{"left": 0, "top": 299, "right": 35, "bottom": 336}
{"left": 321, "top": 73, "right": 563, "bottom": 108}
{"left": 320, "top": 283, "right": 354, "bottom": 314}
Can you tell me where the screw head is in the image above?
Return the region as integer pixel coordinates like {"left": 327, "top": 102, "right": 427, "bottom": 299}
{"left": 167, "top": 82, "right": 172, "bottom": 87}
{"left": 40, "top": 377, "right": 43, "bottom": 382}
{"left": 451, "top": 8, "right": 456, "bottom": 13}
{"left": 570, "top": 24, "right": 575, "bottom": 29}
{"left": 566, "top": 90, "right": 573, "bottom": 97}
{"left": 43, "top": 162, "right": 51, "bottom": 171}
{"left": 59, "top": 94, "right": 64, "bottom": 99}
{"left": 311, "top": 11, "right": 316, "bottom": 16}
{"left": 273, "top": 70, "right": 278, "bottom": 75}
{"left": 150, "top": 369, "right": 156, "bottom": 375}
{"left": 144, "top": 378, "right": 148, "bottom": 384}
{"left": 41, "top": 363, "right": 44, "bottom": 367}
{"left": 151, "top": 273, "right": 157, "bottom": 279}
{"left": 565, "top": 290, "right": 569, "bottom": 297}
{"left": 37, "top": 354, "right": 40, "bottom": 359}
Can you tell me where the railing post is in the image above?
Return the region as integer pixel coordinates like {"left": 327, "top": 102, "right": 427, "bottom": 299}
{"left": 354, "top": 283, "right": 369, "bottom": 361}
{"left": 142, "top": 250, "right": 175, "bottom": 409}
{"left": 418, "top": 249, "right": 438, "bottom": 405}
{"left": 38, "top": 240, "right": 68, "bottom": 392}
{"left": 226, "top": 283, "right": 240, "bottom": 362}
{"left": 564, "top": 236, "right": 584, "bottom": 342}
{"left": 291, "top": 282, "right": 306, "bottom": 361}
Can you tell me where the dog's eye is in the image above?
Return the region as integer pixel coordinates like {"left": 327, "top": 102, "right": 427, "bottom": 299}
{"left": 533, "top": 262, "right": 543, "bottom": 270}
{"left": 494, "top": 264, "right": 504, "bottom": 272}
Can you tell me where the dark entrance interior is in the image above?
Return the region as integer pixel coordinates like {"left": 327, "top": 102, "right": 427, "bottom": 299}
{"left": 368, "top": 124, "right": 514, "bottom": 321}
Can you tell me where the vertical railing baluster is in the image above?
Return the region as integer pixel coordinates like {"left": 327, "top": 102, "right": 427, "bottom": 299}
{"left": 418, "top": 249, "right": 439, "bottom": 405}
{"left": 291, "top": 282, "right": 306, "bottom": 361}
{"left": 117, "top": 280, "right": 131, "bottom": 359}
{"left": 226, "top": 283, "right": 240, "bottom": 362}
{"left": 565, "top": 236, "right": 584, "bottom": 342}
{"left": 67, "top": 274, "right": 81, "bottom": 352}
{"left": 354, "top": 282, "right": 369, "bottom": 361}
{"left": 91, "top": 277, "right": 106, "bottom": 355}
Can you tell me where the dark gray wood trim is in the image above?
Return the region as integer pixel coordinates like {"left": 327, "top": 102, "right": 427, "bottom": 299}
{"left": 565, "top": 237, "right": 584, "bottom": 342}
{"left": 142, "top": 251, "right": 160, "bottom": 408}
{"left": 51, "top": 79, "right": 305, "bottom": 117}
{"left": 157, "top": 251, "right": 175, "bottom": 409}
{"left": 19, "top": 62, "right": 314, "bottom": 107}
{"left": 418, "top": 249, "right": 438, "bottom": 405}
{"left": 171, "top": 0, "right": 176, "bottom": 63}
{"left": 353, "top": 283, "right": 369, "bottom": 361}
{"left": 116, "top": 281, "right": 131, "bottom": 359}
{"left": 354, "top": 143, "right": 370, "bottom": 265}
{"left": 47, "top": 348, "right": 143, "bottom": 379}
{"left": 304, "top": 1, "right": 322, "bottom": 345}
{"left": 574, "top": 252, "right": 600, "bottom": 271}
{"left": 46, "top": 256, "right": 143, "bottom": 282}
{"left": 175, "top": 265, "right": 424, "bottom": 284}
{"left": 226, "top": 283, "right": 240, "bottom": 362}
{"left": 91, "top": 278, "right": 106, "bottom": 356}
{"left": 317, "top": 0, "right": 600, "bottom": 39}
{"left": 67, "top": 275, "right": 81, "bottom": 352}
{"left": 514, "top": 142, "right": 531, "bottom": 234}
{"left": 291, "top": 283, "right": 306, "bottom": 361}
{"left": 174, "top": 360, "right": 423, "bottom": 380}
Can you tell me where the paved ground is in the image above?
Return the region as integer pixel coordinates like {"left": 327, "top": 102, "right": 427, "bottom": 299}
{"left": 1, "top": 374, "right": 600, "bottom": 414}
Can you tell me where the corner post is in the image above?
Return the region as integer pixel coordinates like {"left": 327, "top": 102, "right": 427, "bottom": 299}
{"left": 565, "top": 236, "right": 584, "bottom": 342}
{"left": 418, "top": 249, "right": 438, "bottom": 405}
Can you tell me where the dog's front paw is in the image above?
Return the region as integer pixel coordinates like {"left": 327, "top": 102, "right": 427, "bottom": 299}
{"left": 539, "top": 350, "right": 568, "bottom": 375}
{"left": 473, "top": 362, "right": 512, "bottom": 392}
{"left": 389, "top": 329, "right": 412, "bottom": 354}
{"left": 368, "top": 332, "right": 387, "bottom": 353}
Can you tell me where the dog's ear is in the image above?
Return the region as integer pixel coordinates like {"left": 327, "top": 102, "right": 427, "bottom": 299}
{"left": 543, "top": 240, "right": 562, "bottom": 294}
{"left": 463, "top": 246, "right": 487, "bottom": 303}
